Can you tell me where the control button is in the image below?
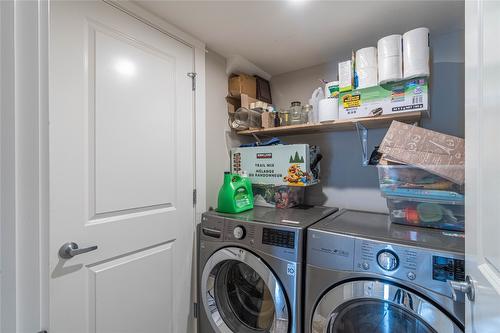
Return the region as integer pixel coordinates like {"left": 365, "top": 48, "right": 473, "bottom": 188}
{"left": 362, "top": 262, "right": 370, "bottom": 270}
{"left": 233, "top": 226, "right": 246, "bottom": 240}
{"left": 407, "top": 272, "right": 416, "bottom": 280}
{"left": 377, "top": 250, "right": 399, "bottom": 271}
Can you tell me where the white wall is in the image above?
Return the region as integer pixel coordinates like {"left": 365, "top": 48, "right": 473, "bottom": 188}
{"left": 270, "top": 29, "right": 465, "bottom": 212}
{"left": 205, "top": 50, "right": 230, "bottom": 209}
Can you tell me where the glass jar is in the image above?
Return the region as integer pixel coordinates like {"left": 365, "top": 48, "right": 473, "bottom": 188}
{"left": 302, "top": 104, "right": 313, "bottom": 123}
{"left": 279, "top": 109, "right": 290, "bottom": 126}
{"left": 289, "top": 101, "right": 303, "bottom": 125}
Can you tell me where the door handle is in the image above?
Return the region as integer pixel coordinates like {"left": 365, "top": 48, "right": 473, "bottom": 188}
{"left": 448, "top": 275, "right": 475, "bottom": 302}
{"left": 59, "top": 242, "right": 98, "bottom": 259}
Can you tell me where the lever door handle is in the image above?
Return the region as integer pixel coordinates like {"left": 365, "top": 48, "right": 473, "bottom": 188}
{"left": 59, "top": 242, "right": 98, "bottom": 259}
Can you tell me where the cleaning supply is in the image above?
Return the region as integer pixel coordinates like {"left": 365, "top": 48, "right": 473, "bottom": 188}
{"left": 217, "top": 172, "right": 254, "bottom": 213}
{"left": 308, "top": 87, "right": 324, "bottom": 124}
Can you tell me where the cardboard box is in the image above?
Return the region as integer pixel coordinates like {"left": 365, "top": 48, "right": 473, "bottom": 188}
{"left": 339, "top": 60, "right": 354, "bottom": 92}
{"left": 231, "top": 144, "right": 320, "bottom": 186}
{"left": 379, "top": 121, "right": 465, "bottom": 185}
{"left": 261, "top": 111, "right": 275, "bottom": 128}
{"left": 338, "top": 77, "right": 429, "bottom": 120}
{"left": 229, "top": 74, "right": 257, "bottom": 98}
{"left": 226, "top": 94, "right": 263, "bottom": 114}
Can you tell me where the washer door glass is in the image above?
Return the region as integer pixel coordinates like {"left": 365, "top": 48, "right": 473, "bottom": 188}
{"left": 327, "top": 299, "right": 436, "bottom": 333}
{"left": 216, "top": 260, "right": 275, "bottom": 331}
{"left": 311, "top": 280, "right": 462, "bottom": 333}
{"left": 201, "top": 247, "right": 289, "bottom": 333}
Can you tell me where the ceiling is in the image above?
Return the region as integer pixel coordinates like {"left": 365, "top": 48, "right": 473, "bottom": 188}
{"left": 135, "top": 0, "right": 464, "bottom": 76}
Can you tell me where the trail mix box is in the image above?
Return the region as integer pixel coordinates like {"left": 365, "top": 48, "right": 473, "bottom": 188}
{"left": 339, "top": 77, "right": 429, "bottom": 120}
{"left": 230, "top": 144, "right": 320, "bottom": 186}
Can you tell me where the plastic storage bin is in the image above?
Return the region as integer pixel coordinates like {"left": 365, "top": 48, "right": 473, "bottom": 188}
{"left": 377, "top": 165, "right": 464, "bottom": 195}
{"left": 252, "top": 184, "right": 304, "bottom": 209}
{"left": 386, "top": 196, "right": 464, "bottom": 232}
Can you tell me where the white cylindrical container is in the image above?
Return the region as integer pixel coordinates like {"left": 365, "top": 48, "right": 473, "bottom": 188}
{"left": 318, "top": 98, "right": 339, "bottom": 122}
{"left": 378, "top": 34, "right": 402, "bottom": 84}
{"left": 403, "top": 27, "right": 430, "bottom": 79}
{"left": 356, "top": 47, "right": 378, "bottom": 88}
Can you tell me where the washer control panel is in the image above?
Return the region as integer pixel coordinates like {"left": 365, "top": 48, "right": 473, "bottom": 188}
{"left": 262, "top": 228, "right": 295, "bottom": 249}
{"left": 201, "top": 213, "right": 300, "bottom": 262}
{"left": 233, "top": 226, "right": 246, "bottom": 240}
{"left": 377, "top": 250, "right": 399, "bottom": 271}
{"left": 353, "top": 238, "right": 464, "bottom": 298}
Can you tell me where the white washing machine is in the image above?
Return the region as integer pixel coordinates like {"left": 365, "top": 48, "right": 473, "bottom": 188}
{"left": 305, "top": 209, "right": 465, "bottom": 333}
{"left": 198, "top": 206, "right": 338, "bottom": 333}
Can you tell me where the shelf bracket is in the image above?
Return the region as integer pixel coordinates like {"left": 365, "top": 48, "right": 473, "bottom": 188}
{"left": 355, "top": 122, "right": 369, "bottom": 166}
{"left": 251, "top": 132, "right": 262, "bottom": 144}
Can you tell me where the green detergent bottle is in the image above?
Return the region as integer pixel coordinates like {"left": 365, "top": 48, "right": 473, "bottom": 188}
{"left": 217, "top": 172, "right": 254, "bottom": 213}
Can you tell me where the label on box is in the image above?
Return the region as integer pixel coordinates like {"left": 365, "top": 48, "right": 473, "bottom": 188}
{"left": 231, "top": 144, "right": 318, "bottom": 186}
{"left": 338, "top": 77, "right": 428, "bottom": 119}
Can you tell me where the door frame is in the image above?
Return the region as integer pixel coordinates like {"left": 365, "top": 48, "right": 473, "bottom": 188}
{"left": 0, "top": 1, "right": 207, "bottom": 331}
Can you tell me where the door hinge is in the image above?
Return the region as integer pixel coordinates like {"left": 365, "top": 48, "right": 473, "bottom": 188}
{"left": 193, "top": 302, "right": 199, "bottom": 318}
{"left": 187, "top": 72, "right": 197, "bottom": 91}
{"left": 193, "top": 189, "right": 197, "bottom": 205}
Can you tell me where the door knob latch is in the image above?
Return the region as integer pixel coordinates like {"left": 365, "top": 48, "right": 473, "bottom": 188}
{"left": 59, "top": 242, "right": 98, "bottom": 259}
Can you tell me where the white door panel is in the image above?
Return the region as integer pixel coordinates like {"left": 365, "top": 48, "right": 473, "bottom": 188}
{"left": 94, "top": 28, "right": 176, "bottom": 214}
{"left": 49, "top": 1, "right": 194, "bottom": 332}
{"left": 465, "top": 0, "right": 500, "bottom": 332}
{"left": 89, "top": 243, "right": 174, "bottom": 333}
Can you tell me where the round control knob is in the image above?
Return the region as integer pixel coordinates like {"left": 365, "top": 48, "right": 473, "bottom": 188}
{"left": 233, "top": 226, "right": 246, "bottom": 240}
{"left": 407, "top": 271, "right": 416, "bottom": 280}
{"left": 377, "top": 250, "right": 399, "bottom": 271}
{"left": 362, "top": 262, "right": 370, "bottom": 270}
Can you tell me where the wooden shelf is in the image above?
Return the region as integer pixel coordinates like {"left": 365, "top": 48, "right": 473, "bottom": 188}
{"left": 236, "top": 111, "right": 422, "bottom": 137}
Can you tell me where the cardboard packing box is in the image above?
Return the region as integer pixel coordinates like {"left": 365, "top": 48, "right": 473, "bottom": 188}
{"left": 339, "top": 77, "right": 429, "bottom": 120}
{"left": 228, "top": 74, "right": 257, "bottom": 99}
{"left": 231, "top": 144, "right": 320, "bottom": 186}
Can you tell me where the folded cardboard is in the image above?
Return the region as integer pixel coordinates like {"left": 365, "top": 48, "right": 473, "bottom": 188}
{"left": 226, "top": 94, "right": 263, "bottom": 114}
{"left": 229, "top": 74, "right": 257, "bottom": 98}
{"left": 339, "top": 77, "right": 428, "bottom": 120}
{"left": 231, "top": 144, "right": 320, "bottom": 186}
{"left": 379, "top": 121, "right": 465, "bottom": 185}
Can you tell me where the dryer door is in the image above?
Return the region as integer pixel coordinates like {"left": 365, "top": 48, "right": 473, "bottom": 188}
{"left": 201, "top": 247, "right": 289, "bottom": 333}
{"left": 311, "top": 280, "right": 463, "bottom": 333}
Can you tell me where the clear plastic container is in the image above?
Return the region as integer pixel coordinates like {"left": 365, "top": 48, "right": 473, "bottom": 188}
{"left": 386, "top": 196, "right": 464, "bottom": 232}
{"left": 377, "top": 165, "right": 464, "bottom": 195}
{"left": 252, "top": 184, "right": 304, "bottom": 209}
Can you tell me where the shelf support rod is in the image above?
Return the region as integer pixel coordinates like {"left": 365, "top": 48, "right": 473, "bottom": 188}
{"left": 354, "top": 122, "right": 369, "bottom": 166}
{"left": 251, "top": 132, "right": 262, "bottom": 144}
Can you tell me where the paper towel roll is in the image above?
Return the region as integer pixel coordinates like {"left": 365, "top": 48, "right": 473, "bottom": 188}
{"left": 357, "top": 67, "right": 378, "bottom": 89}
{"left": 378, "top": 34, "right": 402, "bottom": 84}
{"left": 356, "top": 47, "right": 378, "bottom": 68}
{"left": 318, "top": 98, "right": 339, "bottom": 122}
{"left": 356, "top": 47, "right": 378, "bottom": 88}
{"left": 403, "top": 27, "right": 430, "bottom": 79}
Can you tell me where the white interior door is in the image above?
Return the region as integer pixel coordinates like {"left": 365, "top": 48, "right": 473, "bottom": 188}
{"left": 49, "top": 1, "right": 195, "bottom": 332}
{"left": 465, "top": 0, "right": 500, "bottom": 332}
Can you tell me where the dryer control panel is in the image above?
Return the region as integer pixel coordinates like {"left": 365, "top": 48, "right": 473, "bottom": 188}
{"left": 307, "top": 230, "right": 465, "bottom": 299}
